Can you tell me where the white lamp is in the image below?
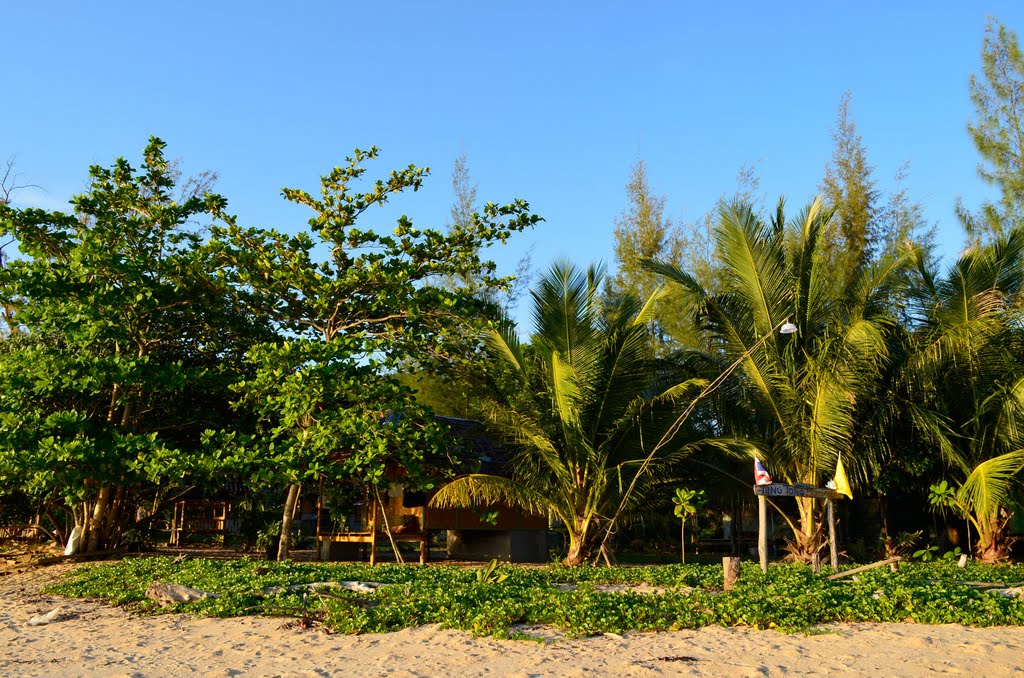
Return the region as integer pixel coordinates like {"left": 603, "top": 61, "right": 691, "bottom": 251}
{"left": 779, "top": 320, "right": 798, "bottom": 335}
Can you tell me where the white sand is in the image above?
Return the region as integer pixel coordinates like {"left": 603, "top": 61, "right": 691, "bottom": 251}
{"left": 3, "top": 565, "right": 1024, "bottom": 677}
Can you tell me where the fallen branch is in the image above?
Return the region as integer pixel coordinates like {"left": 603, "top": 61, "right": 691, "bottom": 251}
{"left": 827, "top": 557, "right": 901, "bottom": 580}
{"left": 916, "top": 580, "right": 1024, "bottom": 589}
{"left": 32, "top": 548, "right": 127, "bottom": 566}
{"left": 262, "top": 581, "right": 386, "bottom": 596}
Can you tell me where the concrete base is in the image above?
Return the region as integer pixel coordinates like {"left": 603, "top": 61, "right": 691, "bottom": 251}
{"left": 319, "top": 541, "right": 365, "bottom": 561}
{"left": 446, "top": 529, "right": 547, "bottom": 563}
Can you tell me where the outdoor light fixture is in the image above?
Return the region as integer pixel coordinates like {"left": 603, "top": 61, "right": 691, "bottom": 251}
{"left": 779, "top": 320, "right": 798, "bottom": 335}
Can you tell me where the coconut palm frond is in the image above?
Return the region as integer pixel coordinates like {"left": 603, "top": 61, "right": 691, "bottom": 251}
{"left": 838, "top": 319, "right": 890, "bottom": 373}
{"left": 483, "top": 321, "right": 527, "bottom": 381}
{"left": 429, "top": 474, "right": 549, "bottom": 516}
{"left": 716, "top": 200, "right": 789, "bottom": 337}
{"left": 632, "top": 285, "right": 669, "bottom": 328}
{"left": 531, "top": 259, "right": 601, "bottom": 363}
{"left": 957, "top": 450, "right": 1024, "bottom": 523}
{"left": 654, "top": 378, "right": 709, "bottom": 404}
{"left": 983, "top": 375, "right": 1024, "bottom": 446}
{"left": 549, "top": 349, "right": 581, "bottom": 427}
{"left": 639, "top": 258, "right": 708, "bottom": 298}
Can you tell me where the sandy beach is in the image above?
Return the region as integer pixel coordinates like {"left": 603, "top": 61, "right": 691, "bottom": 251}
{"left": 1, "top": 564, "right": 1023, "bottom": 677}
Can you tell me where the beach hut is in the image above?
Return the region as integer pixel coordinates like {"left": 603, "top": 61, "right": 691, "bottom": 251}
{"left": 315, "top": 417, "right": 548, "bottom": 564}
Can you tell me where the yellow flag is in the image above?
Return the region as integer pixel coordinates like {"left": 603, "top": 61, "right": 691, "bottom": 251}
{"left": 833, "top": 457, "right": 853, "bottom": 499}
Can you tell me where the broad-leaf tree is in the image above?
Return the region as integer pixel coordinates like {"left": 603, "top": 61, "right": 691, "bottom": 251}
{"left": 0, "top": 138, "right": 265, "bottom": 552}
{"left": 210, "top": 148, "right": 540, "bottom": 560}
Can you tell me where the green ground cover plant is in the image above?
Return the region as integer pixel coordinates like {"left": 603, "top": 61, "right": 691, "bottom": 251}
{"left": 46, "top": 557, "right": 1024, "bottom": 638}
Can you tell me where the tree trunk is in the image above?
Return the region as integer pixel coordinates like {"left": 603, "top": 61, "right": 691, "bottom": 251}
{"left": 277, "top": 483, "right": 301, "bottom": 562}
{"left": 85, "top": 486, "right": 113, "bottom": 553}
{"left": 793, "top": 496, "right": 821, "bottom": 562}
{"left": 975, "top": 514, "right": 1011, "bottom": 563}
{"left": 564, "top": 517, "right": 597, "bottom": 566}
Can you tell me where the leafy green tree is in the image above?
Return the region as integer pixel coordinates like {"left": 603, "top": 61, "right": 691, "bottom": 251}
{"left": 960, "top": 18, "right": 1024, "bottom": 241}
{"left": 211, "top": 147, "right": 540, "bottom": 560}
{"left": 432, "top": 261, "right": 716, "bottom": 566}
{"left": 907, "top": 228, "right": 1024, "bottom": 561}
{"left": 399, "top": 154, "right": 536, "bottom": 420}
{"left": 648, "top": 197, "right": 910, "bottom": 559}
{"left": 0, "top": 138, "right": 265, "bottom": 552}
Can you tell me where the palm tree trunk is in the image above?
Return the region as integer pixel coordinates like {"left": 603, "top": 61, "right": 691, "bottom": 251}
{"left": 975, "top": 514, "right": 1010, "bottom": 563}
{"left": 795, "top": 496, "right": 820, "bottom": 561}
{"left": 564, "top": 517, "right": 597, "bottom": 566}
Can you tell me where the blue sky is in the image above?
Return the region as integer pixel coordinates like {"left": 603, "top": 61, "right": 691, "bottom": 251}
{"left": 6, "top": 1, "right": 1024, "bottom": 312}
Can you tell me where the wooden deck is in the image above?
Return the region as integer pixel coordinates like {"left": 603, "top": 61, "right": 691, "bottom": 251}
{"left": 316, "top": 483, "right": 428, "bottom": 565}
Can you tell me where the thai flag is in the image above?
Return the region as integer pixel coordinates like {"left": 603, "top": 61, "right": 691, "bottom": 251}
{"left": 754, "top": 458, "right": 773, "bottom": 486}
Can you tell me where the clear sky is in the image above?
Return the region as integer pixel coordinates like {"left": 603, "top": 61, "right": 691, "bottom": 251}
{"left": 6, "top": 1, "right": 1024, "bottom": 312}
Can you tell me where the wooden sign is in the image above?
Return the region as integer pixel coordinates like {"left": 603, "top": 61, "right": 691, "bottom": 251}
{"left": 753, "top": 483, "right": 838, "bottom": 500}
{"left": 753, "top": 483, "right": 840, "bottom": 574}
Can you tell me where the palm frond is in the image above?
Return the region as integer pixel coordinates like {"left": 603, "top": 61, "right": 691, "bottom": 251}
{"left": 957, "top": 450, "right": 1024, "bottom": 523}
{"left": 430, "top": 474, "right": 550, "bottom": 516}
{"left": 632, "top": 285, "right": 669, "bottom": 328}
{"left": 482, "top": 317, "right": 527, "bottom": 381}
{"left": 639, "top": 258, "right": 708, "bottom": 298}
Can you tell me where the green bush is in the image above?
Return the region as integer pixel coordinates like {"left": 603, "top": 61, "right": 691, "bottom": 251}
{"left": 46, "top": 557, "right": 1024, "bottom": 638}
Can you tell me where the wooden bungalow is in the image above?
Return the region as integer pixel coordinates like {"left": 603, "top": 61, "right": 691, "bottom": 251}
{"left": 315, "top": 417, "right": 548, "bottom": 564}
{"left": 169, "top": 500, "right": 231, "bottom": 547}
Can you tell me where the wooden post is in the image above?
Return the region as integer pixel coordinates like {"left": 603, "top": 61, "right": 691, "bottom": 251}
{"left": 827, "top": 498, "right": 838, "bottom": 571}
{"left": 315, "top": 477, "right": 324, "bottom": 562}
{"left": 812, "top": 551, "right": 821, "bottom": 574}
{"left": 758, "top": 494, "right": 767, "bottom": 573}
{"left": 723, "top": 556, "right": 741, "bottom": 591}
{"left": 170, "top": 502, "right": 179, "bottom": 547}
{"left": 369, "top": 500, "right": 378, "bottom": 567}
{"left": 419, "top": 505, "right": 428, "bottom": 565}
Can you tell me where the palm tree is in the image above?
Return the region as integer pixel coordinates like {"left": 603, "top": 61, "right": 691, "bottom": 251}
{"left": 907, "top": 228, "right": 1024, "bottom": 562}
{"left": 431, "top": 261, "right": 711, "bottom": 565}
{"left": 647, "top": 197, "right": 909, "bottom": 559}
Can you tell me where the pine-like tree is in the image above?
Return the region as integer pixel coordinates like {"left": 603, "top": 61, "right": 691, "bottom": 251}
{"left": 821, "top": 91, "right": 879, "bottom": 279}
{"left": 608, "top": 159, "right": 680, "bottom": 302}
{"left": 960, "top": 17, "right": 1024, "bottom": 241}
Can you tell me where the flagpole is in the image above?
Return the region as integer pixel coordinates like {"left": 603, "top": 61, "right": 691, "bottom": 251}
{"left": 758, "top": 492, "right": 768, "bottom": 573}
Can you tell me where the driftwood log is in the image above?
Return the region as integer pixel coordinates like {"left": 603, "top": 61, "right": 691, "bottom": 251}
{"left": 262, "top": 581, "right": 387, "bottom": 596}
{"left": 827, "top": 557, "right": 902, "bottom": 580}
{"left": 34, "top": 548, "right": 127, "bottom": 567}
{"left": 145, "top": 581, "right": 219, "bottom": 606}
{"left": 991, "top": 587, "right": 1024, "bottom": 599}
